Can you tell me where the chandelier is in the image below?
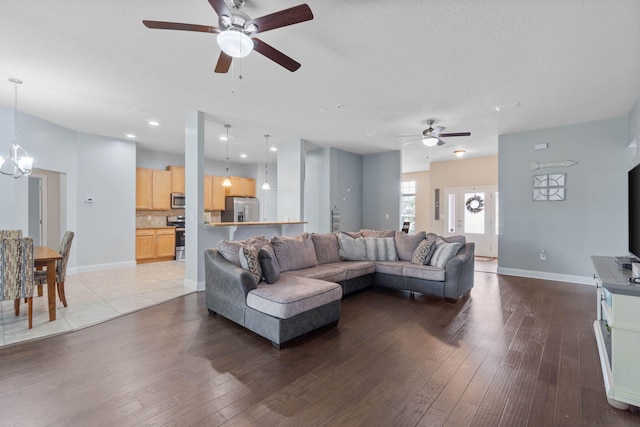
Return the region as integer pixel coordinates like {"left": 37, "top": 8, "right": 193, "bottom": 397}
{"left": 0, "top": 78, "right": 33, "bottom": 179}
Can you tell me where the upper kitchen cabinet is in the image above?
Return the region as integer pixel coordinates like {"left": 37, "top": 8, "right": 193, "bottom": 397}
{"left": 225, "top": 176, "right": 256, "bottom": 198}
{"left": 204, "top": 175, "right": 226, "bottom": 211}
{"left": 136, "top": 168, "right": 172, "bottom": 210}
{"left": 167, "top": 166, "right": 185, "bottom": 194}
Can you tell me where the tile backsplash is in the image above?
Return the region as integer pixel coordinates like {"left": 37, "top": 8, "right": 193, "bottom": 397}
{"left": 136, "top": 210, "right": 221, "bottom": 228}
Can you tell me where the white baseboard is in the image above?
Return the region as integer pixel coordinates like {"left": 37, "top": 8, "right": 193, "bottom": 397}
{"left": 496, "top": 267, "right": 594, "bottom": 286}
{"left": 69, "top": 260, "right": 137, "bottom": 275}
{"left": 184, "top": 278, "right": 204, "bottom": 292}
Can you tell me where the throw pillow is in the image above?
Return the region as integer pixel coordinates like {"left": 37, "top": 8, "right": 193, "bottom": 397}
{"left": 429, "top": 241, "right": 462, "bottom": 268}
{"left": 360, "top": 229, "right": 396, "bottom": 238}
{"left": 258, "top": 245, "right": 280, "bottom": 284}
{"left": 394, "top": 231, "right": 427, "bottom": 261}
{"left": 427, "top": 233, "right": 466, "bottom": 246}
{"left": 217, "top": 235, "right": 269, "bottom": 267}
{"left": 364, "top": 237, "right": 398, "bottom": 261}
{"left": 338, "top": 232, "right": 366, "bottom": 261}
{"left": 238, "top": 246, "right": 262, "bottom": 283}
{"left": 311, "top": 233, "right": 341, "bottom": 264}
{"left": 271, "top": 233, "right": 319, "bottom": 272}
{"left": 412, "top": 238, "right": 437, "bottom": 265}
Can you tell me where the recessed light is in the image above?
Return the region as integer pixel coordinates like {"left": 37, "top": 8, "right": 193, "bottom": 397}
{"left": 125, "top": 133, "right": 136, "bottom": 139}
{"left": 240, "top": 153, "right": 247, "bottom": 158}
{"left": 270, "top": 147, "right": 278, "bottom": 152}
{"left": 364, "top": 131, "right": 377, "bottom": 137}
{"left": 454, "top": 150, "right": 466, "bottom": 157}
{"left": 147, "top": 120, "right": 159, "bottom": 127}
{"left": 220, "top": 135, "right": 228, "bottom": 141}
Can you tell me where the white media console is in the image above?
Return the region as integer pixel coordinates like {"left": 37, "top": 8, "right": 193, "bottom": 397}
{"left": 591, "top": 256, "right": 640, "bottom": 410}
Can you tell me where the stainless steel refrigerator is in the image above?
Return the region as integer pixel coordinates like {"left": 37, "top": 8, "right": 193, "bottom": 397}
{"left": 221, "top": 197, "right": 260, "bottom": 222}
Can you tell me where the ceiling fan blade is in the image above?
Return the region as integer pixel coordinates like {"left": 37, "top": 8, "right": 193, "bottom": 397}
{"left": 440, "top": 132, "right": 471, "bottom": 137}
{"left": 431, "top": 126, "right": 445, "bottom": 136}
{"left": 207, "top": 0, "right": 231, "bottom": 18}
{"left": 252, "top": 38, "right": 301, "bottom": 72}
{"left": 436, "top": 139, "right": 446, "bottom": 146}
{"left": 214, "top": 52, "right": 232, "bottom": 73}
{"left": 247, "top": 4, "right": 313, "bottom": 34}
{"left": 143, "top": 20, "right": 219, "bottom": 33}
{"left": 401, "top": 138, "right": 422, "bottom": 146}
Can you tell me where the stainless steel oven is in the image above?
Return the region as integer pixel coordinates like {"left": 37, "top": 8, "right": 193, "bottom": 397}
{"left": 167, "top": 215, "right": 185, "bottom": 261}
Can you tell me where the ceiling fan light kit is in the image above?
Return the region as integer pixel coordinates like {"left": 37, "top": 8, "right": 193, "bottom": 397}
{"left": 423, "top": 137, "right": 440, "bottom": 147}
{"left": 217, "top": 28, "right": 253, "bottom": 58}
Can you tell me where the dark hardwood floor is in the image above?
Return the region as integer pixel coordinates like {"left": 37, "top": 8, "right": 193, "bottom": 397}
{"left": 1, "top": 271, "right": 638, "bottom": 426}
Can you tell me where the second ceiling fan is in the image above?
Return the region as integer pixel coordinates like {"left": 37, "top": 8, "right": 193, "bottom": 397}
{"left": 143, "top": 0, "right": 313, "bottom": 73}
{"left": 402, "top": 120, "right": 471, "bottom": 147}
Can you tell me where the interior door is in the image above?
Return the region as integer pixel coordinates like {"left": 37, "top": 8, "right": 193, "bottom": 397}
{"left": 444, "top": 186, "right": 498, "bottom": 257}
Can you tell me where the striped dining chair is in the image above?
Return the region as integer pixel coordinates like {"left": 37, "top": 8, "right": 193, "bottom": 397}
{"left": 34, "top": 231, "right": 74, "bottom": 307}
{"left": 0, "top": 237, "right": 35, "bottom": 329}
{"left": 0, "top": 230, "right": 23, "bottom": 238}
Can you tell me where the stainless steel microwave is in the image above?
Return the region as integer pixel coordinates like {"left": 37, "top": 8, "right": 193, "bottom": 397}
{"left": 171, "top": 193, "right": 185, "bottom": 209}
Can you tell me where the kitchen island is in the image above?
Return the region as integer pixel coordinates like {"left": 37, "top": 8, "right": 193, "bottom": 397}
{"left": 204, "top": 221, "right": 306, "bottom": 240}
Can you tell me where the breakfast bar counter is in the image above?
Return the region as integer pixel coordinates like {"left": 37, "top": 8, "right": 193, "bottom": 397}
{"left": 204, "top": 221, "right": 306, "bottom": 240}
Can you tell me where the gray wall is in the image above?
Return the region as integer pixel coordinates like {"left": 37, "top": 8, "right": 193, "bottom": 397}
{"left": 498, "top": 118, "right": 629, "bottom": 282}
{"left": 630, "top": 96, "right": 640, "bottom": 142}
{"left": 76, "top": 132, "right": 136, "bottom": 268}
{"left": 330, "top": 148, "right": 363, "bottom": 232}
{"left": 277, "top": 140, "right": 305, "bottom": 221}
{"left": 363, "top": 151, "right": 402, "bottom": 231}
{"left": 0, "top": 109, "right": 136, "bottom": 272}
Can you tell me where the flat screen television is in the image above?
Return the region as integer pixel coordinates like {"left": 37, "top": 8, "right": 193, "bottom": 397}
{"left": 629, "top": 163, "right": 640, "bottom": 259}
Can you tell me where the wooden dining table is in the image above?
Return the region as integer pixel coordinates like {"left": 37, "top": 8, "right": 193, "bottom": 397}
{"left": 34, "top": 246, "right": 63, "bottom": 321}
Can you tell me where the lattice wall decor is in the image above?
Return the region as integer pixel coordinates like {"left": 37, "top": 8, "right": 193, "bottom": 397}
{"left": 533, "top": 173, "right": 566, "bottom": 201}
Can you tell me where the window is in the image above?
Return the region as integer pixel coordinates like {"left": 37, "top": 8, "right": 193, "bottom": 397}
{"left": 401, "top": 181, "right": 416, "bottom": 234}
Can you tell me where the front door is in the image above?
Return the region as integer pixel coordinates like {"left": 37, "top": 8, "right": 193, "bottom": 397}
{"left": 444, "top": 186, "right": 498, "bottom": 257}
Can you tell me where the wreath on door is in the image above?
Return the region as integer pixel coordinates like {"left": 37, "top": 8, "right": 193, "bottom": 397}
{"left": 465, "top": 194, "right": 484, "bottom": 214}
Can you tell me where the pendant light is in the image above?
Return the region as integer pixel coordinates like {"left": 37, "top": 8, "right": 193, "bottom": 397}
{"left": 222, "top": 124, "right": 232, "bottom": 187}
{"left": 0, "top": 78, "right": 33, "bottom": 179}
{"left": 261, "top": 134, "right": 270, "bottom": 190}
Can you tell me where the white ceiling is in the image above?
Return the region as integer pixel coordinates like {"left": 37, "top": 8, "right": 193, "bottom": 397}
{"left": 1, "top": 0, "right": 639, "bottom": 173}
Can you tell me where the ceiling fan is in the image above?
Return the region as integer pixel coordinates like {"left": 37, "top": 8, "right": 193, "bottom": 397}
{"left": 142, "top": 0, "right": 313, "bottom": 73}
{"left": 400, "top": 120, "right": 471, "bottom": 147}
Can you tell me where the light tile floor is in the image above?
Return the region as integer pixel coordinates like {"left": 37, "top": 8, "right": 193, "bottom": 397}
{"left": 0, "top": 261, "right": 190, "bottom": 346}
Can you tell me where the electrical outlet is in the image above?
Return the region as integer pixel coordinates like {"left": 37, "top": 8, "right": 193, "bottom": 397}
{"left": 540, "top": 250, "right": 547, "bottom": 261}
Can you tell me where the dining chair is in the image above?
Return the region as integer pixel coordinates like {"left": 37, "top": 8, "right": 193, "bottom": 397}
{"left": 0, "top": 230, "right": 23, "bottom": 238}
{"left": 0, "top": 237, "right": 35, "bottom": 329}
{"left": 34, "top": 231, "right": 74, "bottom": 307}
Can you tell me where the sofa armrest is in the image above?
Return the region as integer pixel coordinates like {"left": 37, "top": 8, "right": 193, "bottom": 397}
{"left": 442, "top": 242, "right": 475, "bottom": 301}
{"left": 205, "top": 249, "right": 257, "bottom": 324}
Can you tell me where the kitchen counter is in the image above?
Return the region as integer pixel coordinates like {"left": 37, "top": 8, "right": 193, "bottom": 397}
{"left": 205, "top": 221, "right": 306, "bottom": 227}
{"left": 136, "top": 226, "right": 176, "bottom": 230}
{"left": 203, "top": 221, "right": 306, "bottom": 240}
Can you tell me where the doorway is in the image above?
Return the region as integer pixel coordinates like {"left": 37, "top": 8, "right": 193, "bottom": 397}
{"left": 28, "top": 174, "right": 47, "bottom": 246}
{"left": 444, "top": 186, "right": 498, "bottom": 257}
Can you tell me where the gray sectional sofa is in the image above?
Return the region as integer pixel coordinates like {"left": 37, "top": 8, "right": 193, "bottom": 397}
{"left": 205, "top": 230, "right": 475, "bottom": 348}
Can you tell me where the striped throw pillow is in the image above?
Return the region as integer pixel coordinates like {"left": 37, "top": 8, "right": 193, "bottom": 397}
{"left": 428, "top": 242, "right": 462, "bottom": 268}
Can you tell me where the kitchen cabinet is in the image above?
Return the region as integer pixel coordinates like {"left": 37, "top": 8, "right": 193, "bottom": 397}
{"left": 212, "top": 176, "right": 226, "bottom": 210}
{"left": 167, "top": 166, "right": 185, "bottom": 194}
{"left": 225, "top": 176, "right": 256, "bottom": 198}
{"left": 136, "top": 168, "right": 172, "bottom": 210}
{"left": 204, "top": 175, "right": 227, "bottom": 211}
{"left": 136, "top": 228, "right": 176, "bottom": 263}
